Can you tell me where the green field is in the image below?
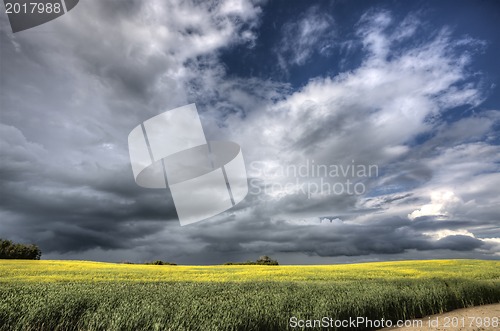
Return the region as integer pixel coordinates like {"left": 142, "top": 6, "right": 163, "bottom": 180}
{"left": 0, "top": 259, "right": 499, "bottom": 330}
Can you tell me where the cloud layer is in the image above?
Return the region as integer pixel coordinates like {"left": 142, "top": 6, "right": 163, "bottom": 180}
{"left": 0, "top": 1, "right": 498, "bottom": 263}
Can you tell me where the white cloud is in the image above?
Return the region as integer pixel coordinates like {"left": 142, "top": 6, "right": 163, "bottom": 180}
{"left": 276, "top": 6, "right": 335, "bottom": 67}
{"left": 357, "top": 10, "right": 392, "bottom": 61}
{"left": 408, "top": 191, "right": 462, "bottom": 220}
{"left": 423, "top": 229, "right": 475, "bottom": 240}
{"left": 232, "top": 10, "right": 487, "bottom": 177}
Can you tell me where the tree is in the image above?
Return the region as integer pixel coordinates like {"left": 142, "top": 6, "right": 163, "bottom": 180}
{"left": 224, "top": 256, "right": 279, "bottom": 265}
{"left": 257, "top": 255, "right": 271, "bottom": 263}
{"left": 145, "top": 260, "right": 177, "bottom": 266}
{"left": 0, "top": 239, "right": 41, "bottom": 260}
{"left": 256, "top": 255, "right": 278, "bottom": 265}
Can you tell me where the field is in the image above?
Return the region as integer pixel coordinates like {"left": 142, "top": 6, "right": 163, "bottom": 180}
{"left": 0, "top": 259, "right": 499, "bottom": 330}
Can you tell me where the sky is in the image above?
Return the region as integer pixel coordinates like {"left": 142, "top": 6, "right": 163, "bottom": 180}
{"left": 0, "top": 0, "right": 499, "bottom": 264}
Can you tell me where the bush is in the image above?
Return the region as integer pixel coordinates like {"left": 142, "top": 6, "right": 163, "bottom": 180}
{"left": 224, "top": 256, "right": 279, "bottom": 265}
{"left": 0, "top": 239, "right": 41, "bottom": 260}
{"left": 145, "top": 260, "right": 177, "bottom": 266}
{"left": 256, "top": 255, "right": 279, "bottom": 265}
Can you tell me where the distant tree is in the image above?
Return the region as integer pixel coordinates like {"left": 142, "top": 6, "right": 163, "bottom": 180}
{"left": 224, "top": 256, "right": 279, "bottom": 266}
{"left": 257, "top": 256, "right": 271, "bottom": 263}
{"left": 0, "top": 239, "right": 41, "bottom": 260}
{"left": 145, "top": 260, "right": 177, "bottom": 266}
{"left": 256, "top": 255, "right": 278, "bottom": 265}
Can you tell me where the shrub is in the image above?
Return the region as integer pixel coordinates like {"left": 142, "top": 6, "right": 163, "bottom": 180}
{"left": 256, "top": 255, "right": 279, "bottom": 265}
{"left": 145, "top": 260, "right": 177, "bottom": 266}
{"left": 0, "top": 239, "right": 41, "bottom": 260}
{"left": 224, "top": 256, "right": 279, "bottom": 265}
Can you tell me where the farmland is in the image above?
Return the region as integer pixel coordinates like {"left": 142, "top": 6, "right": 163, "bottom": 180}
{"left": 0, "top": 259, "right": 499, "bottom": 330}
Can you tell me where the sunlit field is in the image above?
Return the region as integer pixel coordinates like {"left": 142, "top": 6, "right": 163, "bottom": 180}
{"left": 1, "top": 259, "right": 499, "bottom": 330}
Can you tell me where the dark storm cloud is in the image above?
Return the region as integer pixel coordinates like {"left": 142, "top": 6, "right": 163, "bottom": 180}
{"left": 179, "top": 213, "right": 488, "bottom": 260}
{"left": 433, "top": 235, "right": 483, "bottom": 251}
{"left": 0, "top": 121, "right": 182, "bottom": 253}
{"left": 0, "top": 0, "right": 264, "bottom": 258}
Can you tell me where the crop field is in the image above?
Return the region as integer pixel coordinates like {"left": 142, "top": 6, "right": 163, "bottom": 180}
{"left": 0, "top": 259, "right": 499, "bottom": 330}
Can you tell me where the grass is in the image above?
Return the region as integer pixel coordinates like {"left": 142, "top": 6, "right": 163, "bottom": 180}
{"left": 0, "top": 259, "right": 499, "bottom": 330}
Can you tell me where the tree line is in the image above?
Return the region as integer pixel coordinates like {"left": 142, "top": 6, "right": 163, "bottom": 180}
{"left": 0, "top": 239, "right": 42, "bottom": 260}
